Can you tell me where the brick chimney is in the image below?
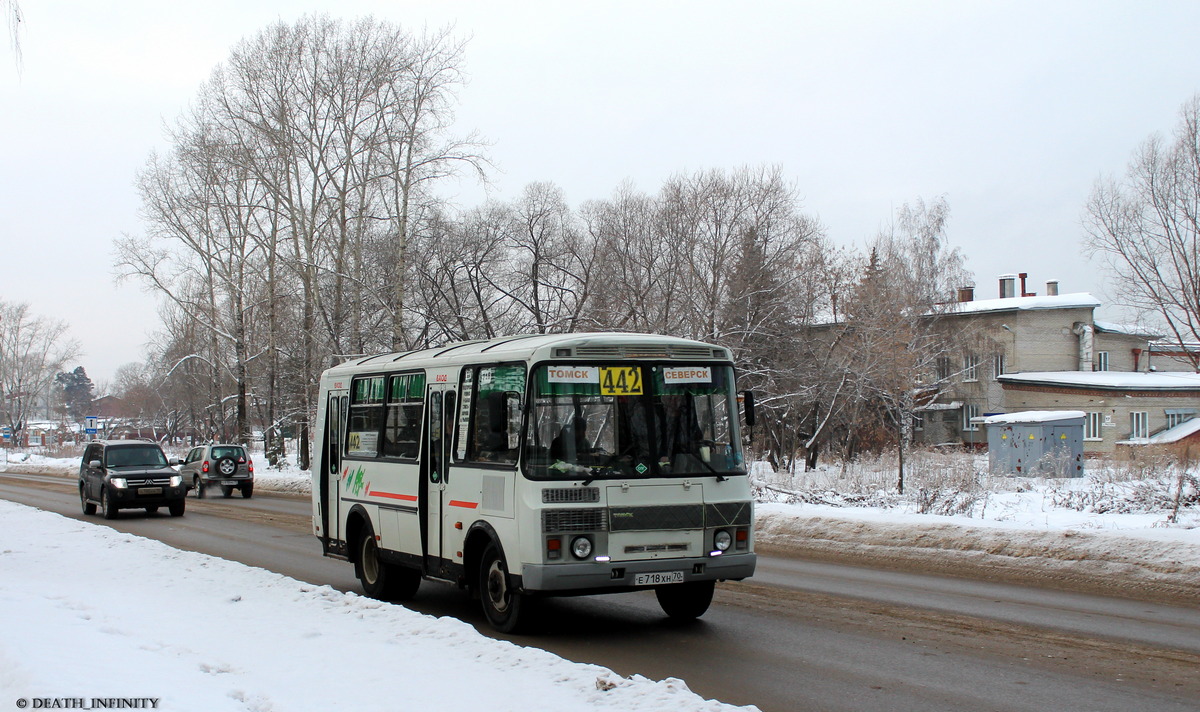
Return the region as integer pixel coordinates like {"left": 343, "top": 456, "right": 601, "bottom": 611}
{"left": 1019, "top": 273, "right": 1036, "bottom": 297}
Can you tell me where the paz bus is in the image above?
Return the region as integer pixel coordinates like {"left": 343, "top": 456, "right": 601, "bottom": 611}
{"left": 311, "top": 332, "right": 757, "bottom": 631}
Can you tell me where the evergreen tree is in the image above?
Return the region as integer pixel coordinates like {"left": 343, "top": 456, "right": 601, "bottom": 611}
{"left": 54, "top": 366, "right": 95, "bottom": 423}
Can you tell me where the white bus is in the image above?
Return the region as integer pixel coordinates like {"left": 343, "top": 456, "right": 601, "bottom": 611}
{"left": 311, "top": 332, "right": 756, "bottom": 631}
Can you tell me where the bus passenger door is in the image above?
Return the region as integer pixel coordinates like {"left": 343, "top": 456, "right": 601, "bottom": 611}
{"left": 423, "top": 385, "right": 455, "bottom": 573}
{"left": 321, "top": 392, "right": 347, "bottom": 544}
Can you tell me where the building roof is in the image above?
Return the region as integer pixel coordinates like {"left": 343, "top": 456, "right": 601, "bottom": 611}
{"left": 998, "top": 371, "right": 1200, "bottom": 390}
{"left": 945, "top": 292, "right": 1101, "bottom": 317}
{"left": 982, "top": 410, "right": 1086, "bottom": 425}
{"left": 1093, "top": 320, "right": 1162, "bottom": 339}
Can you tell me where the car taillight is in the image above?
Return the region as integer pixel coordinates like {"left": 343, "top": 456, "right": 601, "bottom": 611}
{"left": 248, "top": 459, "right": 254, "bottom": 473}
{"left": 202, "top": 460, "right": 210, "bottom": 473}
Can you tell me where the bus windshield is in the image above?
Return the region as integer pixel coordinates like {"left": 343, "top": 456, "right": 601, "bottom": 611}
{"left": 523, "top": 363, "right": 745, "bottom": 480}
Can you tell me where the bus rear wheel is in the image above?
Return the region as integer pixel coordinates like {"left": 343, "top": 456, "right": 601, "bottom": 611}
{"left": 655, "top": 580, "right": 715, "bottom": 620}
{"left": 355, "top": 524, "right": 419, "bottom": 601}
{"left": 479, "top": 542, "right": 531, "bottom": 633}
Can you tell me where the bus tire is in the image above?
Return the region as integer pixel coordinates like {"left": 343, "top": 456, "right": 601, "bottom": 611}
{"left": 355, "top": 523, "right": 419, "bottom": 601}
{"left": 655, "top": 580, "right": 715, "bottom": 620}
{"left": 479, "top": 541, "right": 530, "bottom": 633}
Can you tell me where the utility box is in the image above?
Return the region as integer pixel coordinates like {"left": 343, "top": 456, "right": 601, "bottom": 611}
{"left": 984, "top": 411, "right": 1085, "bottom": 477}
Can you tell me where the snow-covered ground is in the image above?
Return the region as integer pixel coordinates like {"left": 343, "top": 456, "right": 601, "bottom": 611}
{"left": 2, "top": 446, "right": 1198, "bottom": 710}
{"left": 0, "top": 498, "right": 745, "bottom": 712}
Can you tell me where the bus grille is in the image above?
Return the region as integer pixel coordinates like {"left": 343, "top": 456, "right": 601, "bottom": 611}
{"left": 706, "top": 501, "right": 752, "bottom": 527}
{"left": 542, "top": 487, "right": 600, "bottom": 504}
{"left": 609, "top": 505, "right": 704, "bottom": 531}
{"left": 542, "top": 508, "right": 607, "bottom": 533}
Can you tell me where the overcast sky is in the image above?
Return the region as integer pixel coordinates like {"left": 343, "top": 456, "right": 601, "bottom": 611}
{"left": 4, "top": 0, "right": 1200, "bottom": 387}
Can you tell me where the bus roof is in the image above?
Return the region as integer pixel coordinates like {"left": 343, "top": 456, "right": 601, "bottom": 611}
{"left": 324, "top": 332, "right": 732, "bottom": 377}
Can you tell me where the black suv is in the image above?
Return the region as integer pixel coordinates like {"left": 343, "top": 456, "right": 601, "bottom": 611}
{"left": 179, "top": 443, "right": 255, "bottom": 498}
{"left": 80, "top": 440, "right": 187, "bottom": 519}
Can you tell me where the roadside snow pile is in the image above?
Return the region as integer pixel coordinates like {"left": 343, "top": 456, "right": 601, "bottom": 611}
{"left": 752, "top": 454, "right": 1200, "bottom": 591}
{"left": 0, "top": 452, "right": 76, "bottom": 475}
{"left": 0, "top": 500, "right": 753, "bottom": 712}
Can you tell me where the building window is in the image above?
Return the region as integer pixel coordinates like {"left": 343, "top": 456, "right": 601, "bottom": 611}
{"left": 1165, "top": 409, "right": 1197, "bottom": 430}
{"left": 913, "top": 413, "right": 924, "bottom": 432}
{"left": 1095, "top": 351, "right": 1109, "bottom": 372}
{"left": 1130, "top": 411, "right": 1149, "bottom": 439}
{"left": 935, "top": 356, "right": 951, "bottom": 381}
{"left": 962, "top": 403, "right": 980, "bottom": 432}
{"left": 1085, "top": 412, "right": 1102, "bottom": 441}
{"left": 963, "top": 353, "right": 979, "bottom": 382}
{"left": 992, "top": 353, "right": 1006, "bottom": 379}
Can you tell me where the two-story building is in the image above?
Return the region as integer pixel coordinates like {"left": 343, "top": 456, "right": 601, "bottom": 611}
{"left": 917, "top": 273, "right": 1199, "bottom": 455}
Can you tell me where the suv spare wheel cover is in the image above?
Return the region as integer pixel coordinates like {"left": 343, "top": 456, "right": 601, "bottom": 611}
{"left": 218, "top": 457, "right": 237, "bottom": 476}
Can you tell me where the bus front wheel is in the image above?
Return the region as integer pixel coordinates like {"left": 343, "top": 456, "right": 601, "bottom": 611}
{"left": 479, "top": 542, "right": 530, "bottom": 633}
{"left": 655, "top": 580, "right": 715, "bottom": 620}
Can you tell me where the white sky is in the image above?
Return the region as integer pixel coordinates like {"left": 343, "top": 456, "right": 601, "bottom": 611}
{"left": 4, "top": 0, "right": 1200, "bottom": 386}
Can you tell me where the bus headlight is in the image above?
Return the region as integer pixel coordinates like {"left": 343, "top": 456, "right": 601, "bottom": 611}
{"left": 571, "top": 536, "right": 593, "bottom": 560}
{"left": 713, "top": 529, "right": 732, "bottom": 552}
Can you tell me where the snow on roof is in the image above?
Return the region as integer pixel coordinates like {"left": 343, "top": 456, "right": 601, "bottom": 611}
{"left": 999, "top": 370, "right": 1200, "bottom": 390}
{"left": 945, "top": 292, "right": 1101, "bottom": 316}
{"left": 1117, "top": 417, "right": 1200, "bottom": 446}
{"left": 1093, "top": 321, "right": 1162, "bottom": 339}
{"left": 983, "top": 410, "right": 1086, "bottom": 425}
{"left": 915, "top": 400, "right": 962, "bottom": 412}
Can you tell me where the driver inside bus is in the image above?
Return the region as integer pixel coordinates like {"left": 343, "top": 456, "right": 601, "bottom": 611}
{"left": 551, "top": 415, "right": 590, "bottom": 461}
{"left": 656, "top": 393, "right": 704, "bottom": 471}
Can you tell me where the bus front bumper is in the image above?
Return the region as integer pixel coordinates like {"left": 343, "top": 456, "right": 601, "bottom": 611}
{"left": 521, "top": 552, "right": 756, "bottom": 593}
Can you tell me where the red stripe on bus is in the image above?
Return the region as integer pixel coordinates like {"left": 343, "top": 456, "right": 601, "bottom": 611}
{"left": 449, "top": 500, "right": 479, "bottom": 509}
{"left": 367, "top": 486, "right": 418, "bottom": 502}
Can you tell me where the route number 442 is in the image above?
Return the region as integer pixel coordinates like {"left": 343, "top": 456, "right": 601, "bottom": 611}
{"left": 600, "top": 367, "right": 642, "bottom": 396}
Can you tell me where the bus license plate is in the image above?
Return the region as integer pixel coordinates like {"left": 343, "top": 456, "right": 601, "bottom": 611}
{"left": 139, "top": 487, "right": 162, "bottom": 496}
{"left": 634, "top": 571, "right": 685, "bottom": 586}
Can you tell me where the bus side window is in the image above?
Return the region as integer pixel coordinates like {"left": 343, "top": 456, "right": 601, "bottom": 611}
{"left": 473, "top": 391, "right": 511, "bottom": 462}
{"left": 466, "top": 364, "right": 525, "bottom": 465}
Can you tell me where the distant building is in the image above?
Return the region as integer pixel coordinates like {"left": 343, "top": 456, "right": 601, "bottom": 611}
{"left": 917, "top": 272, "right": 1197, "bottom": 455}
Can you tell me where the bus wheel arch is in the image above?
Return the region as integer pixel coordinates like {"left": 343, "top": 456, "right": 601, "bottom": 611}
{"left": 347, "top": 506, "right": 419, "bottom": 601}
{"left": 462, "top": 522, "right": 500, "bottom": 592}
{"left": 345, "top": 505, "right": 371, "bottom": 567}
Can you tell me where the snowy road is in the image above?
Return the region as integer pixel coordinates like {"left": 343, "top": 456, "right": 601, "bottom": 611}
{"left": 3, "top": 471, "right": 1198, "bottom": 712}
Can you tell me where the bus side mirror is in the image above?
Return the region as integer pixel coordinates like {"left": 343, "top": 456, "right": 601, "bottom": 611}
{"left": 504, "top": 391, "right": 522, "bottom": 450}
{"left": 742, "top": 390, "right": 756, "bottom": 427}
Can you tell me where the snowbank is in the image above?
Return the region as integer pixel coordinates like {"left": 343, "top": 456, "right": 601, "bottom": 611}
{"left": 0, "top": 500, "right": 752, "bottom": 712}
{"left": 754, "top": 501, "right": 1200, "bottom": 591}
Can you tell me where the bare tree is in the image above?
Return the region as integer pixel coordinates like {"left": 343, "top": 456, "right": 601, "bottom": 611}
{"left": 3, "top": 0, "right": 20, "bottom": 66}
{"left": 0, "top": 300, "right": 79, "bottom": 438}
{"left": 1085, "top": 93, "right": 1200, "bottom": 368}
{"left": 849, "top": 197, "right": 975, "bottom": 491}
